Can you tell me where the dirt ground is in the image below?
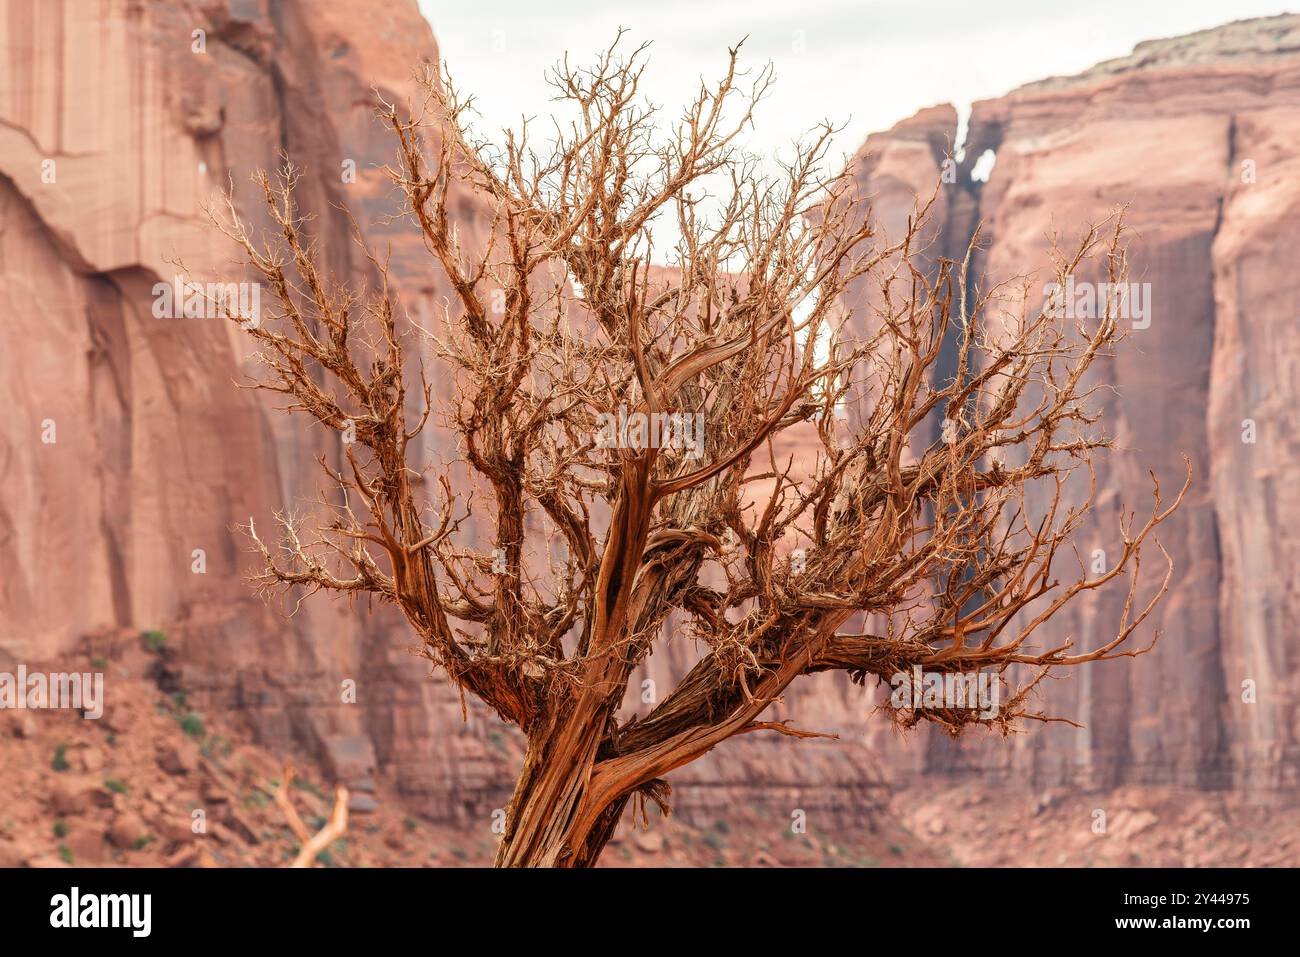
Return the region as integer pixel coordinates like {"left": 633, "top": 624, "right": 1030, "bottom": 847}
{"left": 1, "top": 637, "right": 1293, "bottom": 869}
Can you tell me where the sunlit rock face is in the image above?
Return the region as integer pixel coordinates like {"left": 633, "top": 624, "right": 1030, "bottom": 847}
{"left": 0, "top": 0, "right": 514, "bottom": 821}
{"left": 830, "top": 14, "right": 1300, "bottom": 793}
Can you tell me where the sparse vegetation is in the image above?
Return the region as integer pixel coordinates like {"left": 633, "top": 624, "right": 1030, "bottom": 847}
{"left": 201, "top": 734, "right": 232, "bottom": 760}
{"left": 292, "top": 778, "right": 325, "bottom": 800}
{"left": 178, "top": 712, "right": 205, "bottom": 739}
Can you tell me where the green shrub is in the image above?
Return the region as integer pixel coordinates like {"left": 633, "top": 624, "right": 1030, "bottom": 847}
{"left": 178, "top": 712, "right": 204, "bottom": 739}
{"left": 51, "top": 744, "right": 70, "bottom": 772}
{"left": 104, "top": 778, "right": 128, "bottom": 795}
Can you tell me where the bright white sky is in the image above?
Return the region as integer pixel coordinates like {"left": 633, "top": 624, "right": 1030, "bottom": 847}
{"left": 419, "top": 0, "right": 1292, "bottom": 174}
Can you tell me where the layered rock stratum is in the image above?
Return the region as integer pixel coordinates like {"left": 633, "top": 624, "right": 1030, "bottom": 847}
{"left": 0, "top": 0, "right": 515, "bottom": 823}
{"left": 834, "top": 14, "right": 1300, "bottom": 794}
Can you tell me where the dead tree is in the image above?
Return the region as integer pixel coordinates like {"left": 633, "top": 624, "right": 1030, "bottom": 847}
{"left": 211, "top": 34, "right": 1187, "bottom": 867}
{"left": 272, "top": 765, "right": 349, "bottom": 868}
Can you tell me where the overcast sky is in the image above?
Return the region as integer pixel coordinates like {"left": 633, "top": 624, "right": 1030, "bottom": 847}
{"left": 418, "top": 0, "right": 1292, "bottom": 173}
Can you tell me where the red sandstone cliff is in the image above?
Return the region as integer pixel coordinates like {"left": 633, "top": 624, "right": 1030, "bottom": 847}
{"left": 838, "top": 14, "right": 1300, "bottom": 793}
{"left": 0, "top": 0, "right": 514, "bottom": 821}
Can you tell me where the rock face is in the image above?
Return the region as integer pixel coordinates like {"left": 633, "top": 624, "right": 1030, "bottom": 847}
{"left": 838, "top": 14, "right": 1300, "bottom": 792}
{"left": 2, "top": 2, "right": 1298, "bottom": 842}
{"left": 0, "top": 0, "right": 514, "bottom": 822}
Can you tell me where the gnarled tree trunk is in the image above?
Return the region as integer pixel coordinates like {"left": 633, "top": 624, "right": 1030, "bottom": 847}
{"left": 494, "top": 707, "right": 626, "bottom": 867}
